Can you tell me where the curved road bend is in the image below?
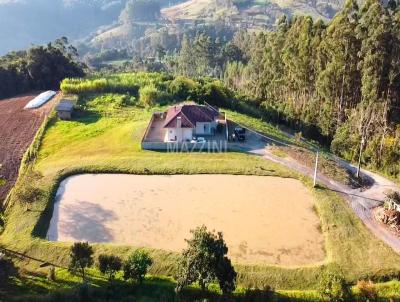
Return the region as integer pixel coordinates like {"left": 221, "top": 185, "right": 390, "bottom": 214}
{"left": 230, "top": 128, "right": 400, "bottom": 252}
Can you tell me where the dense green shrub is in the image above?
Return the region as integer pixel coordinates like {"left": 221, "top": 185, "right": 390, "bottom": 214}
{"left": 0, "top": 37, "right": 84, "bottom": 99}
{"left": 139, "top": 84, "right": 160, "bottom": 107}
{"left": 201, "top": 81, "right": 233, "bottom": 108}
{"left": 317, "top": 269, "right": 351, "bottom": 302}
{"left": 61, "top": 73, "right": 252, "bottom": 110}
{"left": 98, "top": 254, "right": 122, "bottom": 281}
{"left": 68, "top": 242, "right": 94, "bottom": 281}
{"left": 80, "top": 94, "right": 136, "bottom": 111}
{"left": 123, "top": 249, "right": 153, "bottom": 284}
{"left": 176, "top": 225, "right": 237, "bottom": 295}
{"left": 168, "top": 76, "right": 199, "bottom": 101}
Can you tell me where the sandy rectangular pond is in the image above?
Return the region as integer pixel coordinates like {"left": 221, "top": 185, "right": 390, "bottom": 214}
{"left": 47, "top": 174, "right": 325, "bottom": 266}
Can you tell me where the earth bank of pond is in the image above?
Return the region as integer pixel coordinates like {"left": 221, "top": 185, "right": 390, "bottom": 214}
{"left": 47, "top": 174, "right": 325, "bottom": 266}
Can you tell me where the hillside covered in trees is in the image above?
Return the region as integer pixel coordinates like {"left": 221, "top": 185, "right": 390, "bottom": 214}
{"left": 0, "top": 38, "right": 85, "bottom": 99}
{"left": 1, "top": 0, "right": 398, "bottom": 180}
{"left": 0, "top": 0, "right": 346, "bottom": 57}
{"left": 63, "top": 0, "right": 400, "bottom": 180}
{"left": 172, "top": 0, "right": 400, "bottom": 179}
{"left": 85, "top": 0, "right": 345, "bottom": 60}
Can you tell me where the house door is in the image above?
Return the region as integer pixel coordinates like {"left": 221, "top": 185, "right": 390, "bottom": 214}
{"left": 204, "top": 124, "right": 210, "bottom": 134}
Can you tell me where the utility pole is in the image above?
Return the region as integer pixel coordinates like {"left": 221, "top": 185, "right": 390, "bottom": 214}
{"left": 313, "top": 149, "right": 319, "bottom": 188}
{"left": 356, "top": 138, "right": 364, "bottom": 179}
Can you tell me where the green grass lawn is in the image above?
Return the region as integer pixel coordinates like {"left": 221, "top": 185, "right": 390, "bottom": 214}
{"left": 2, "top": 92, "right": 400, "bottom": 299}
{"left": 224, "top": 109, "right": 295, "bottom": 145}
{"left": 5, "top": 267, "right": 399, "bottom": 302}
{"left": 103, "top": 59, "right": 131, "bottom": 66}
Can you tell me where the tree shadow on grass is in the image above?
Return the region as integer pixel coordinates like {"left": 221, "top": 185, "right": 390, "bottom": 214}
{"left": 72, "top": 110, "right": 102, "bottom": 125}
{"left": 315, "top": 185, "right": 383, "bottom": 209}
{"left": 3, "top": 273, "right": 319, "bottom": 302}
{"left": 50, "top": 200, "right": 117, "bottom": 243}
{"left": 4, "top": 270, "right": 80, "bottom": 299}
{"left": 33, "top": 173, "right": 118, "bottom": 240}
{"left": 0, "top": 256, "right": 18, "bottom": 286}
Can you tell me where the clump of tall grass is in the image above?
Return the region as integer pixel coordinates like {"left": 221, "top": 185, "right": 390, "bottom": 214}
{"left": 61, "top": 72, "right": 170, "bottom": 95}
{"left": 61, "top": 77, "right": 139, "bottom": 95}
{"left": 139, "top": 84, "right": 172, "bottom": 107}
{"left": 78, "top": 94, "right": 137, "bottom": 112}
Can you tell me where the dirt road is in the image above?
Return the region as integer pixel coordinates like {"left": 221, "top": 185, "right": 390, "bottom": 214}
{"left": 233, "top": 128, "right": 400, "bottom": 252}
{"left": 0, "top": 93, "right": 56, "bottom": 206}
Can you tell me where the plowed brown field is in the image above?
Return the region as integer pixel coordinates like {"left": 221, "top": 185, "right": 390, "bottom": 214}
{"left": 0, "top": 92, "right": 56, "bottom": 206}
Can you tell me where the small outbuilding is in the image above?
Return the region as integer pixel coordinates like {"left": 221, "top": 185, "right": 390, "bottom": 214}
{"left": 56, "top": 99, "right": 74, "bottom": 120}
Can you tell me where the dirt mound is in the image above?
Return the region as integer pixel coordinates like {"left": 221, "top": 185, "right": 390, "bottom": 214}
{"left": 374, "top": 207, "right": 400, "bottom": 234}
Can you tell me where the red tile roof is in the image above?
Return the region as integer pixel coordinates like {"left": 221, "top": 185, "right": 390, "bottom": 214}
{"left": 164, "top": 105, "right": 219, "bottom": 128}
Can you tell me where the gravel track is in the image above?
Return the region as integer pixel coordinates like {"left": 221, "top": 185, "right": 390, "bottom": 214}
{"left": 230, "top": 128, "right": 400, "bottom": 252}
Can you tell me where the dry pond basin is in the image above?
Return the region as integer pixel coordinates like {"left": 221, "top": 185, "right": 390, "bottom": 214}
{"left": 47, "top": 174, "right": 325, "bottom": 266}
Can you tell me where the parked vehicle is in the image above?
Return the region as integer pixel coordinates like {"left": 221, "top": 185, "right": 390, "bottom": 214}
{"left": 232, "top": 127, "right": 246, "bottom": 141}
{"left": 191, "top": 137, "right": 206, "bottom": 143}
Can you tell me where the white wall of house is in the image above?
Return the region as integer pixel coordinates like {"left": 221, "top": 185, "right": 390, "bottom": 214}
{"left": 183, "top": 128, "right": 193, "bottom": 141}
{"left": 165, "top": 128, "right": 193, "bottom": 142}
{"left": 195, "top": 121, "right": 217, "bottom": 135}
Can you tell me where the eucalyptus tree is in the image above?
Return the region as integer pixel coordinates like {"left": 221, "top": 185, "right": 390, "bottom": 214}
{"left": 316, "top": 0, "right": 361, "bottom": 136}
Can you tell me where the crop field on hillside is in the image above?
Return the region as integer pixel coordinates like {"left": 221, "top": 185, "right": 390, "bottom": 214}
{"left": 0, "top": 92, "right": 56, "bottom": 206}
{"left": 161, "top": 0, "right": 340, "bottom": 27}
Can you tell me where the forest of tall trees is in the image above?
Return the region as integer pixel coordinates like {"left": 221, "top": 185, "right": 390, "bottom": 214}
{"left": 178, "top": 0, "right": 400, "bottom": 179}
{"left": 0, "top": 38, "right": 85, "bottom": 99}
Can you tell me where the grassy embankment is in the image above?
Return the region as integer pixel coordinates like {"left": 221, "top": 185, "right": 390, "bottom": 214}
{"left": 225, "top": 109, "right": 370, "bottom": 188}
{"left": 1, "top": 73, "right": 400, "bottom": 300}
{"left": 6, "top": 270, "right": 400, "bottom": 302}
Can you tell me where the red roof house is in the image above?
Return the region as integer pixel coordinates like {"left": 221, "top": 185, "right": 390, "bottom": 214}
{"left": 164, "top": 105, "right": 220, "bottom": 142}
